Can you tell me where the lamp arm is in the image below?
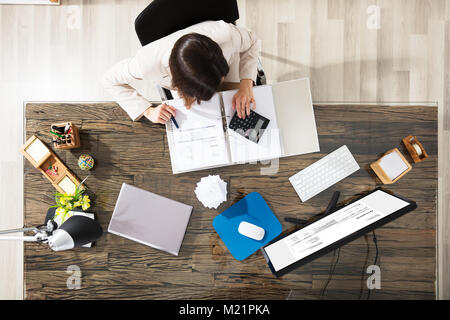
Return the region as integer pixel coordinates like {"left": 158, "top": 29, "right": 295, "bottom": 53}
{"left": 0, "top": 226, "right": 51, "bottom": 242}
{"left": 0, "top": 235, "right": 43, "bottom": 242}
{"left": 0, "top": 226, "right": 41, "bottom": 235}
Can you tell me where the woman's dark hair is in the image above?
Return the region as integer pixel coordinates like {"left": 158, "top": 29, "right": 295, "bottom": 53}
{"left": 169, "top": 33, "right": 229, "bottom": 104}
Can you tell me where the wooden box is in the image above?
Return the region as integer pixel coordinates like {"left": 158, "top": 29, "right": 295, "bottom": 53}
{"left": 51, "top": 122, "right": 81, "bottom": 150}
{"left": 402, "top": 135, "right": 428, "bottom": 163}
{"left": 20, "top": 135, "right": 83, "bottom": 194}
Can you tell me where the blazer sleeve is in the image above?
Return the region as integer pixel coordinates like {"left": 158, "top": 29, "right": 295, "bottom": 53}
{"left": 101, "top": 57, "right": 151, "bottom": 121}
{"left": 230, "top": 25, "right": 259, "bottom": 82}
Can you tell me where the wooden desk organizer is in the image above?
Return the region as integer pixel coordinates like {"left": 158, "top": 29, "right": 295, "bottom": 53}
{"left": 51, "top": 122, "right": 80, "bottom": 150}
{"left": 370, "top": 148, "right": 412, "bottom": 184}
{"left": 403, "top": 135, "right": 428, "bottom": 163}
{"left": 20, "top": 135, "right": 83, "bottom": 194}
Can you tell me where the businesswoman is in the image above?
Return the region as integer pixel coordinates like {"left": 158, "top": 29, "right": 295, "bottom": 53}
{"left": 102, "top": 20, "right": 259, "bottom": 124}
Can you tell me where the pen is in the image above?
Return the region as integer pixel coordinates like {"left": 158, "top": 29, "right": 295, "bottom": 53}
{"left": 50, "top": 130, "right": 64, "bottom": 138}
{"left": 171, "top": 115, "right": 179, "bottom": 129}
{"left": 163, "top": 100, "right": 179, "bottom": 129}
{"left": 51, "top": 125, "right": 65, "bottom": 133}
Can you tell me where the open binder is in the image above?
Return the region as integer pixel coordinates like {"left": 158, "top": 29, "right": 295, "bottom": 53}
{"left": 165, "top": 78, "right": 320, "bottom": 174}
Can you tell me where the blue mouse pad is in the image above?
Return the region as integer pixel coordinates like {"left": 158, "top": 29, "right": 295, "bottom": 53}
{"left": 213, "top": 192, "right": 282, "bottom": 261}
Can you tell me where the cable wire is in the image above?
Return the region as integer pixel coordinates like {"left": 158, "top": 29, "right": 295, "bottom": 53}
{"left": 320, "top": 247, "right": 341, "bottom": 298}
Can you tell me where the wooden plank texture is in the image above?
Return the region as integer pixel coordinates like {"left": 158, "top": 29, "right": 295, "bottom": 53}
{"left": 24, "top": 102, "right": 437, "bottom": 300}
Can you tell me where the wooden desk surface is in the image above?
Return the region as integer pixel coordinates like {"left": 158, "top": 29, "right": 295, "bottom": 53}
{"left": 24, "top": 103, "right": 437, "bottom": 299}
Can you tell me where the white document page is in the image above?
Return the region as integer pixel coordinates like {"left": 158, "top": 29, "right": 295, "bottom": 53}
{"left": 264, "top": 190, "right": 410, "bottom": 272}
{"left": 166, "top": 95, "right": 230, "bottom": 172}
{"left": 221, "top": 86, "right": 283, "bottom": 164}
{"left": 379, "top": 152, "right": 409, "bottom": 180}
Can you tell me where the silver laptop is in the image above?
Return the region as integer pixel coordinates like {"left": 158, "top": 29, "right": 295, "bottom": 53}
{"left": 108, "top": 183, "right": 192, "bottom": 256}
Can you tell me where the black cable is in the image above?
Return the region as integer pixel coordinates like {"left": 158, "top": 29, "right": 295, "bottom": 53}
{"left": 367, "top": 230, "right": 379, "bottom": 300}
{"left": 372, "top": 231, "right": 379, "bottom": 265}
{"left": 320, "top": 247, "right": 341, "bottom": 298}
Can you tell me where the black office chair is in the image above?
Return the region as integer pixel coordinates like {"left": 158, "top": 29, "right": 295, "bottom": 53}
{"left": 134, "top": 0, "right": 266, "bottom": 100}
{"left": 135, "top": 0, "right": 239, "bottom": 46}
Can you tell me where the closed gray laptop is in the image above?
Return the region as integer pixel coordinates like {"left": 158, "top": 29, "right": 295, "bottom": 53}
{"left": 108, "top": 183, "right": 192, "bottom": 256}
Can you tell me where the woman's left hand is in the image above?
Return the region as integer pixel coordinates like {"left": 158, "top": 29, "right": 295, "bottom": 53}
{"left": 232, "top": 79, "right": 256, "bottom": 118}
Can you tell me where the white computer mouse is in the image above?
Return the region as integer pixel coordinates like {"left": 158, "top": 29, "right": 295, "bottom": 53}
{"left": 238, "top": 221, "right": 265, "bottom": 241}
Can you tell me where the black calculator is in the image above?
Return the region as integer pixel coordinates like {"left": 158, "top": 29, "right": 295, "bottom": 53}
{"left": 228, "top": 110, "right": 270, "bottom": 143}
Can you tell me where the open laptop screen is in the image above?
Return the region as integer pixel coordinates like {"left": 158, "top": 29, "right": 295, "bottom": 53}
{"left": 262, "top": 189, "right": 416, "bottom": 276}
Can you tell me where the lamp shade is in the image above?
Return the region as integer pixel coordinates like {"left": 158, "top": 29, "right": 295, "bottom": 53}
{"left": 48, "top": 216, "right": 103, "bottom": 251}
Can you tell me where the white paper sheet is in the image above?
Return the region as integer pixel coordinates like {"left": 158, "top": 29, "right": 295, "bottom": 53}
{"left": 25, "top": 138, "right": 49, "bottom": 163}
{"left": 194, "top": 175, "right": 227, "bottom": 209}
{"left": 58, "top": 176, "right": 77, "bottom": 195}
{"left": 166, "top": 95, "right": 230, "bottom": 172}
{"left": 379, "top": 151, "right": 409, "bottom": 180}
{"left": 221, "top": 86, "right": 283, "bottom": 164}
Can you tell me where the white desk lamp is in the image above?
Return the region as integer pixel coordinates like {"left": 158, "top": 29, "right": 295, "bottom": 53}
{"left": 0, "top": 213, "right": 103, "bottom": 251}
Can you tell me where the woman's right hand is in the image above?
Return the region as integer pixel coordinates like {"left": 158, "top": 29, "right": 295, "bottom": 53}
{"left": 144, "top": 104, "right": 176, "bottom": 124}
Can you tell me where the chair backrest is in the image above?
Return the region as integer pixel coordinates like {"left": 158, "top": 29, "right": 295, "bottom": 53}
{"left": 135, "top": 0, "right": 239, "bottom": 46}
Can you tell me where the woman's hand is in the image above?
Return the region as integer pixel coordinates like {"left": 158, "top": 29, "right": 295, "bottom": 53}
{"left": 232, "top": 79, "right": 256, "bottom": 118}
{"left": 143, "top": 103, "right": 176, "bottom": 124}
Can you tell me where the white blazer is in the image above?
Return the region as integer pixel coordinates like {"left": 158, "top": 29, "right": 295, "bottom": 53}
{"left": 102, "top": 20, "right": 259, "bottom": 121}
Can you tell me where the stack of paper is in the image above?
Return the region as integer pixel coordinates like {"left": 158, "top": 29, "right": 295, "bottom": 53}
{"left": 194, "top": 175, "right": 227, "bottom": 209}
{"left": 379, "top": 152, "right": 409, "bottom": 180}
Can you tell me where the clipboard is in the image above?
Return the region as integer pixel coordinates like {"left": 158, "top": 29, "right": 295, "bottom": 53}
{"left": 261, "top": 188, "right": 417, "bottom": 277}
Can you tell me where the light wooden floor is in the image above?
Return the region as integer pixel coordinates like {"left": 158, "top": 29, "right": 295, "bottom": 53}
{"left": 0, "top": 0, "right": 449, "bottom": 299}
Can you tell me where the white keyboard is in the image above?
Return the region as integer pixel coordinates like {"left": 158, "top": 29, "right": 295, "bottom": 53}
{"left": 289, "top": 145, "right": 360, "bottom": 202}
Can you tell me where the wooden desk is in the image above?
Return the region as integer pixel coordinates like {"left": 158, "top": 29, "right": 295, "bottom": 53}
{"left": 24, "top": 103, "right": 437, "bottom": 299}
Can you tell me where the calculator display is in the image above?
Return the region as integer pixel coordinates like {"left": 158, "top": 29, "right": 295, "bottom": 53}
{"left": 255, "top": 119, "right": 264, "bottom": 131}
{"left": 228, "top": 110, "right": 270, "bottom": 143}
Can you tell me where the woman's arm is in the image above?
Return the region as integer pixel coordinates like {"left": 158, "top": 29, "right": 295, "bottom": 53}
{"left": 229, "top": 25, "right": 259, "bottom": 118}
{"left": 101, "top": 58, "right": 152, "bottom": 121}
{"left": 230, "top": 25, "right": 259, "bottom": 83}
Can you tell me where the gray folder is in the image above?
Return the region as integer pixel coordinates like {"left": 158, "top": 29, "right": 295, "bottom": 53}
{"left": 108, "top": 183, "right": 193, "bottom": 256}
